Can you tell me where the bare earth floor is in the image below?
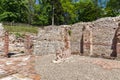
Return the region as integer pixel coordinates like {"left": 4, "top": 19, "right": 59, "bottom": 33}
{"left": 35, "top": 54, "right": 120, "bottom": 80}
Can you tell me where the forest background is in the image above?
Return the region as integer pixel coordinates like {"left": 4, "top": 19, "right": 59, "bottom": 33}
{"left": 0, "top": 0, "right": 119, "bottom": 26}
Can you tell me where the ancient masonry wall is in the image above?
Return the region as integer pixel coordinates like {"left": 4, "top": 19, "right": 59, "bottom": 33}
{"left": 71, "top": 16, "right": 120, "bottom": 56}
{"left": 0, "top": 23, "right": 35, "bottom": 55}
{"left": 34, "top": 26, "right": 71, "bottom": 55}
{"left": 34, "top": 16, "right": 120, "bottom": 56}
{"left": 92, "top": 17, "right": 118, "bottom": 56}
{"left": 0, "top": 23, "right": 5, "bottom": 53}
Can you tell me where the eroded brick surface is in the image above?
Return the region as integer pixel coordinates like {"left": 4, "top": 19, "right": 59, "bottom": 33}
{"left": 0, "top": 55, "right": 40, "bottom": 80}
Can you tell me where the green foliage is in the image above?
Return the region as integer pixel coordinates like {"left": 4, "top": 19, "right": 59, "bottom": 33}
{"left": 32, "top": 2, "right": 51, "bottom": 26}
{"left": 68, "top": 30, "right": 72, "bottom": 36}
{"left": 53, "top": 0, "right": 65, "bottom": 25}
{"left": 14, "top": 32, "right": 25, "bottom": 39}
{"left": 60, "top": 0, "right": 77, "bottom": 24}
{"left": 76, "top": 1, "right": 103, "bottom": 22}
{"left": 0, "top": 0, "right": 29, "bottom": 22}
{"left": 105, "top": 0, "right": 120, "bottom": 16}
{"left": 32, "top": 0, "right": 51, "bottom": 25}
{"left": 0, "top": 0, "right": 119, "bottom": 25}
{"left": 32, "top": 0, "right": 65, "bottom": 25}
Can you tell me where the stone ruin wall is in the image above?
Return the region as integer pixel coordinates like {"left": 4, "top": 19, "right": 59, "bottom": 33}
{"left": 0, "top": 23, "right": 5, "bottom": 54}
{"left": 0, "top": 23, "right": 35, "bottom": 55}
{"left": 71, "top": 16, "right": 120, "bottom": 56}
{"left": 34, "top": 16, "right": 120, "bottom": 57}
{"left": 92, "top": 17, "right": 118, "bottom": 56}
{"left": 0, "top": 16, "right": 119, "bottom": 56}
{"left": 34, "top": 26, "right": 71, "bottom": 55}
{"left": 72, "top": 16, "right": 120, "bottom": 56}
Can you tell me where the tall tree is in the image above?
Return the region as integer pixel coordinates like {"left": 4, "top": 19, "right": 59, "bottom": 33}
{"left": 32, "top": 0, "right": 51, "bottom": 25}
{"left": 76, "top": 0, "right": 103, "bottom": 22}
{"left": 51, "top": 0, "right": 65, "bottom": 25}
{"left": 60, "top": 0, "right": 77, "bottom": 24}
{"left": 32, "top": 0, "right": 65, "bottom": 25}
{"left": 0, "top": 0, "right": 29, "bottom": 23}
{"left": 27, "top": 0, "right": 35, "bottom": 24}
{"left": 105, "top": 0, "right": 120, "bottom": 16}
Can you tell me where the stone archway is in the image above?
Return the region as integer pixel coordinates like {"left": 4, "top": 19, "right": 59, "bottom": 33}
{"left": 111, "top": 22, "right": 120, "bottom": 58}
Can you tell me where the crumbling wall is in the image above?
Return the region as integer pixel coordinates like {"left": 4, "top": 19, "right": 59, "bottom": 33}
{"left": 34, "top": 26, "right": 71, "bottom": 55}
{"left": 0, "top": 23, "right": 5, "bottom": 53}
{"left": 0, "top": 23, "right": 4, "bottom": 36}
{"left": 71, "top": 16, "right": 120, "bottom": 56}
{"left": 34, "top": 16, "right": 120, "bottom": 56}
{"left": 91, "top": 17, "right": 119, "bottom": 56}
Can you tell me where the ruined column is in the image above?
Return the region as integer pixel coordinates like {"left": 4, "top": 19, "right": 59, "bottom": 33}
{"left": 62, "top": 28, "right": 71, "bottom": 58}
{"left": 25, "top": 35, "right": 33, "bottom": 55}
{"left": 82, "top": 25, "right": 93, "bottom": 56}
{"left": 52, "top": 27, "right": 71, "bottom": 63}
{"left": 116, "top": 23, "right": 120, "bottom": 58}
{"left": 4, "top": 31, "right": 9, "bottom": 57}
{"left": 111, "top": 23, "right": 120, "bottom": 58}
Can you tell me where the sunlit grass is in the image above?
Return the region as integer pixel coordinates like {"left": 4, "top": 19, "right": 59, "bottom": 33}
{"left": 3, "top": 25, "right": 38, "bottom": 34}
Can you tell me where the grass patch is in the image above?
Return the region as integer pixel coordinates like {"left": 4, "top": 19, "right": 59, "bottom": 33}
{"left": 4, "top": 25, "right": 38, "bottom": 34}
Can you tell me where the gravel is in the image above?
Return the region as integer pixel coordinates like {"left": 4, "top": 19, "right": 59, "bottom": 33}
{"left": 35, "top": 54, "right": 120, "bottom": 80}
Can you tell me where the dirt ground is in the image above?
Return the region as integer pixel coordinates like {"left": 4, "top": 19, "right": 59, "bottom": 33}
{"left": 1, "top": 54, "right": 120, "bottom": 80}
{"left": 35, "top": 54, "right": 120, "bottom": 80}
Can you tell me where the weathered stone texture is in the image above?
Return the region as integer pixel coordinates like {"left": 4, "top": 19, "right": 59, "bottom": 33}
{"left": 71, "top": 16, "right": 120, "bottom": 56}
{"left": 34, "top": 16, "right": 120, "bottom": 56}
{"left": 111, "top": 22, "right": 120, "bottom": 57}
{"left": 81, "top": 25, "right": 93, "bottom": 56}
{"left": 0, "top": 23, "right": 4, "bottom": 37}
{"left": 34, "top": 26, "right": 70, "bottom": 55}
{"left": 0, "top": 23, "right": 4, "bottom": 53}
{"left": 35, "top": 41, "right": 65, "bottom": 55}
{"left": 4, "top": 31, "right": 9, "bottom": 57}
{"left": 70, "top": 23, "right": 89, "bottom": 54}
{"left": 92, "top": 17, "right": 120, "bottom": 56}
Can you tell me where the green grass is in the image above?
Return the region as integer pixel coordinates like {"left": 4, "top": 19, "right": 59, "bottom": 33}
{"left": 4, "top": 25, "right": 38, "bottom": 34}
